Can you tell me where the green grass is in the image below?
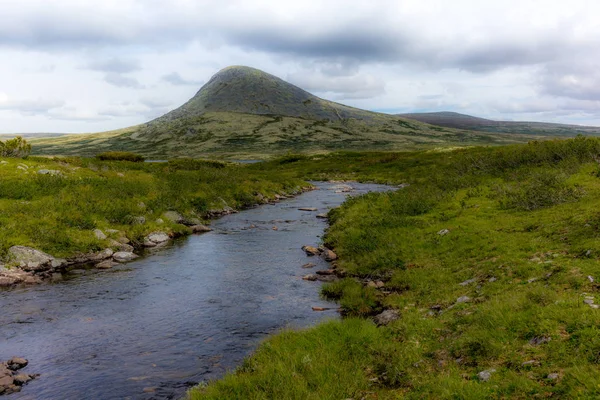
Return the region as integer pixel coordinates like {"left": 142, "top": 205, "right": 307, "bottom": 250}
{"left": 29, "top": 111, "right": 544, "bottom": 160}
{"left": 0, "top": 156, "right": 306, "bottom": 259}
{"left": 189, "top": 136, "right": 600, "bottom": 399}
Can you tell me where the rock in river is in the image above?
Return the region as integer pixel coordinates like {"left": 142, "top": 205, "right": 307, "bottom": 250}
{"left": 113, "top": 252, "right": 139, "bottom": 263}
{"left": 301, "top": 245, "right": 320, "bottom": 256}
{"left": 320, "top": 247, "right": 338, "bottom": 261}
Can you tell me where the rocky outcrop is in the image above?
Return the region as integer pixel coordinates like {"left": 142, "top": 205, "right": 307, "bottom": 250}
{"left": 0, "top": 357, "right": 37, "bottom": 395}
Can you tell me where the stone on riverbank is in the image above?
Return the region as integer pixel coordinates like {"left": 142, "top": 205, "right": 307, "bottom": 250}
{"left": 143, "top": 232, "right": 170, "bottom": 247}
{"left": 7, "top": 246, "right": 65, "bottom": 272}
{"left": 319, "top": 247, "right": 338, "bottom": 261}
{"left": 113, "top": 252, "right": 139, "bottom": 263}
{"left": 302, "top": 245, "right": 320, "bottom": 256}
{"left": 191, "top": 224, "right": 212, "bottom": 233}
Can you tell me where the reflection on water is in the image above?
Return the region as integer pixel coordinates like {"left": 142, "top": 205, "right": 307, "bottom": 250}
{"left": 0, "top": 182, "right": 392, "bottom": 399}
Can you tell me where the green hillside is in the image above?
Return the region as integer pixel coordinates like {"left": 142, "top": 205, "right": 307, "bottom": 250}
{"left": 400, "top": 111, "right": 600, "bottom": 137}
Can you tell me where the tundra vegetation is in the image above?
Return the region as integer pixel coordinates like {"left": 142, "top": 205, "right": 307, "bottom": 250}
{"left": 189, "top": 136, "right": 600, "bottom": 399}
{"left": 0, "top": 156, "right": 305, "bottom": 259}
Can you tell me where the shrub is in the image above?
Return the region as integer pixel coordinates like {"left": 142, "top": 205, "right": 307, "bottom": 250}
{"left": 96, "top": 151, "right": 145, "bottom": 162}
{"left": 0, "top": 136, "right": 31, "bottom": 158}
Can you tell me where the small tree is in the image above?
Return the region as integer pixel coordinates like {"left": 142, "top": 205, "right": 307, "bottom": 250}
{"left": 0, "top": 136, "right": 31, "bottom": 158}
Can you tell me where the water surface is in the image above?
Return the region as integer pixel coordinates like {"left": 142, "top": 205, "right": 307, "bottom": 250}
{"left": 0, "top": 182, "right": 391, "bottom": 399}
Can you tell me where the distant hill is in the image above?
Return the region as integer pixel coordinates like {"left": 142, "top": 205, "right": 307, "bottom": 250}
{"left": 0, "top": 132, "right": 68, "bottom": 139}
{"left": 399, "top": 112, "right": 600, "bottom": 137}
{"left": 31, "top": 67, "right": 543, "bottom": 159}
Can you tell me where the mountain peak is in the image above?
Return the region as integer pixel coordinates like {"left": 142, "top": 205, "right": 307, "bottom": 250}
{"left": 149, "top": 66, "right": 375, "bottom": 124}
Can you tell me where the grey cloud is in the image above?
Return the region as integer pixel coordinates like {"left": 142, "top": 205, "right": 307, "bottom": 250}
{"left": 161, "top": 72, "right": 203, "bottom": 86}
{"left": 540, "top": 63, "right": 600, "bottom": 101}
{"left": 287, "top": 70, "right": 385, "bottom": 100}
{"left": 85, "top": 58, "right": 142, "bottom": 73}
{"left": 0, "top": 98, "right": 65, "bottom": 116}
{"left": 104, "top": 72, "right": 144, "bottom": 89}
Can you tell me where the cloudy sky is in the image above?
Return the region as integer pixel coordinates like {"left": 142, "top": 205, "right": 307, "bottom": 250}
{"left": 0, "top": 0, "right": 599, "bottom": 133}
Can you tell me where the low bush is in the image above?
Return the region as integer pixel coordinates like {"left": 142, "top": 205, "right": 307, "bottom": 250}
{"left": 96, "top": 151, "right": 145, "bottom": 162}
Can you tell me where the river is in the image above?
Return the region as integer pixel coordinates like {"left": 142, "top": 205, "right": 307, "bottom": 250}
{"left": 0, "top": 182, "right": 392, "bottom": 399}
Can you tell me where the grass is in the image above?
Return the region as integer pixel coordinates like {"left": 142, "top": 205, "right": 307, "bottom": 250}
{"left": 189, "top": 136, "right": 600, "bottom": 399}
{"left": 0, "top": 156, "right": 306, "bottom": 259}
{"left": 29, "top": 111, "right": 545, "bottom": 160}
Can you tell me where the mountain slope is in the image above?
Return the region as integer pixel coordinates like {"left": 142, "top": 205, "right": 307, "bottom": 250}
{"left": 31, "top": 67, "right": 544, "bottom": 159}
{"left": 399, "top": 111, "right": 600, "bottom": 136}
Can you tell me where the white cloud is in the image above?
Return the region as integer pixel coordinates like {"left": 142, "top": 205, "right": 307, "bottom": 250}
{"left": 0, "top": 0, "right": 599, "bottom": 132}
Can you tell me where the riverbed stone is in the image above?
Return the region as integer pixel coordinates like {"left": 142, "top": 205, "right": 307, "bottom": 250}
{"left": 113, "top": 252, "right": 139, "bottom": 263}
{"left": 7, "top": 358, "right": 27, "bottom": 371}
{"left": 320, "top": 248, "right": 338, "bottom": 261}
{"left": 88, "top": 248, "right": 114, "bottom": 262}
{"left": 108, "top": 239, "right": 134, "bottom": 252}
{"left": 298, "top": 207, "right": 318, "bottom": 211}
{"left": 302, "top": 245, "right": 320, "bottom": 256}
{"left": 302, "top": 274, "right": 318, "bottom": 281}
{"left": 142, "top": 232, "right": 170, "bottom": 247}
{"left": 191, "top": 224, "right": 212, "bottom": 233}
{"left": 96, "top": 260, "right": 116, "bottom": 269}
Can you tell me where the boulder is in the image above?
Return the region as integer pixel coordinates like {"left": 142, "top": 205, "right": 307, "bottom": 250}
{"left": 298, "top": 207, "right": 318, "bottom": 211}
{"left": 88, "top": 248, "right": 114, "bottom": 262}
{"left": 302, "top": 274, "right": 318, "bottom": 281}
{"left": 113, "top": 252, "right": 139, "bottom": 263}
{"left": 478, "top": 369, "right": 496, "bottom": 382}
{"left": 143, "top": 232, "right": 170, "bottom": 247}
{"left": 93, "top": 229, "right": 107, "bottom": 240}
{"left": 456, "top": 296, "right": 471, "bottom": 303}
{"left": 320, "top": 248, "right": 338, "bottom": 261}
{"left": 316, "top": 213, "right": 328, "bottom": 219}
{"left": 96, "top": 260, "right": 116, "bottom": 269}
{"left": 108, "top": 239, "right": 134, "bottom": 253}
{"left": 8, "top": 246, "right": 56, "bottom": 272}
{"left": 374, "top": 309, "right": 400, "bottom": 326}
{"left": 302, "top": 245, "right": 320, "bottom": 256}
{"left": 163, "top": 211, "right": 184, "bottom": 224}
{"left": 191, "top": 224, "right": 212, "bottom": 233}
{"left": 37, "top": 169, "right": 62, "bottom": 176}
{"left": 7, "top": 358, "right": 27, "bottom": 371}
{"left": 12, "top": 374, "right": 32, "bottom": 386}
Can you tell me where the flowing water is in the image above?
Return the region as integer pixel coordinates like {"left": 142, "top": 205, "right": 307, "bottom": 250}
{"left": 0, "top": 182, "right": 392, "bottom": 399}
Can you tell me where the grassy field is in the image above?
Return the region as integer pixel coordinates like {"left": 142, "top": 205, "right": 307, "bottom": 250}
{"left": 189, "top": 137, "right": 600, "bottom": 399}
{"left": 0, "top": 156, "right": 306, "bottom": 260}
{"left": 29, "top": 112, "right": 543, "bottom": 160}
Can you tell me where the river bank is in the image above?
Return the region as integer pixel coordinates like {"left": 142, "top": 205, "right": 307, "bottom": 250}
{"left": 0, "top": 181, "right": 391, "bottom": 399}
{"left": 189, "top": 137, "right": 600, "bottom": 399}
{"left": 0, "top": 156, "right": 310, "bottom": 289}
